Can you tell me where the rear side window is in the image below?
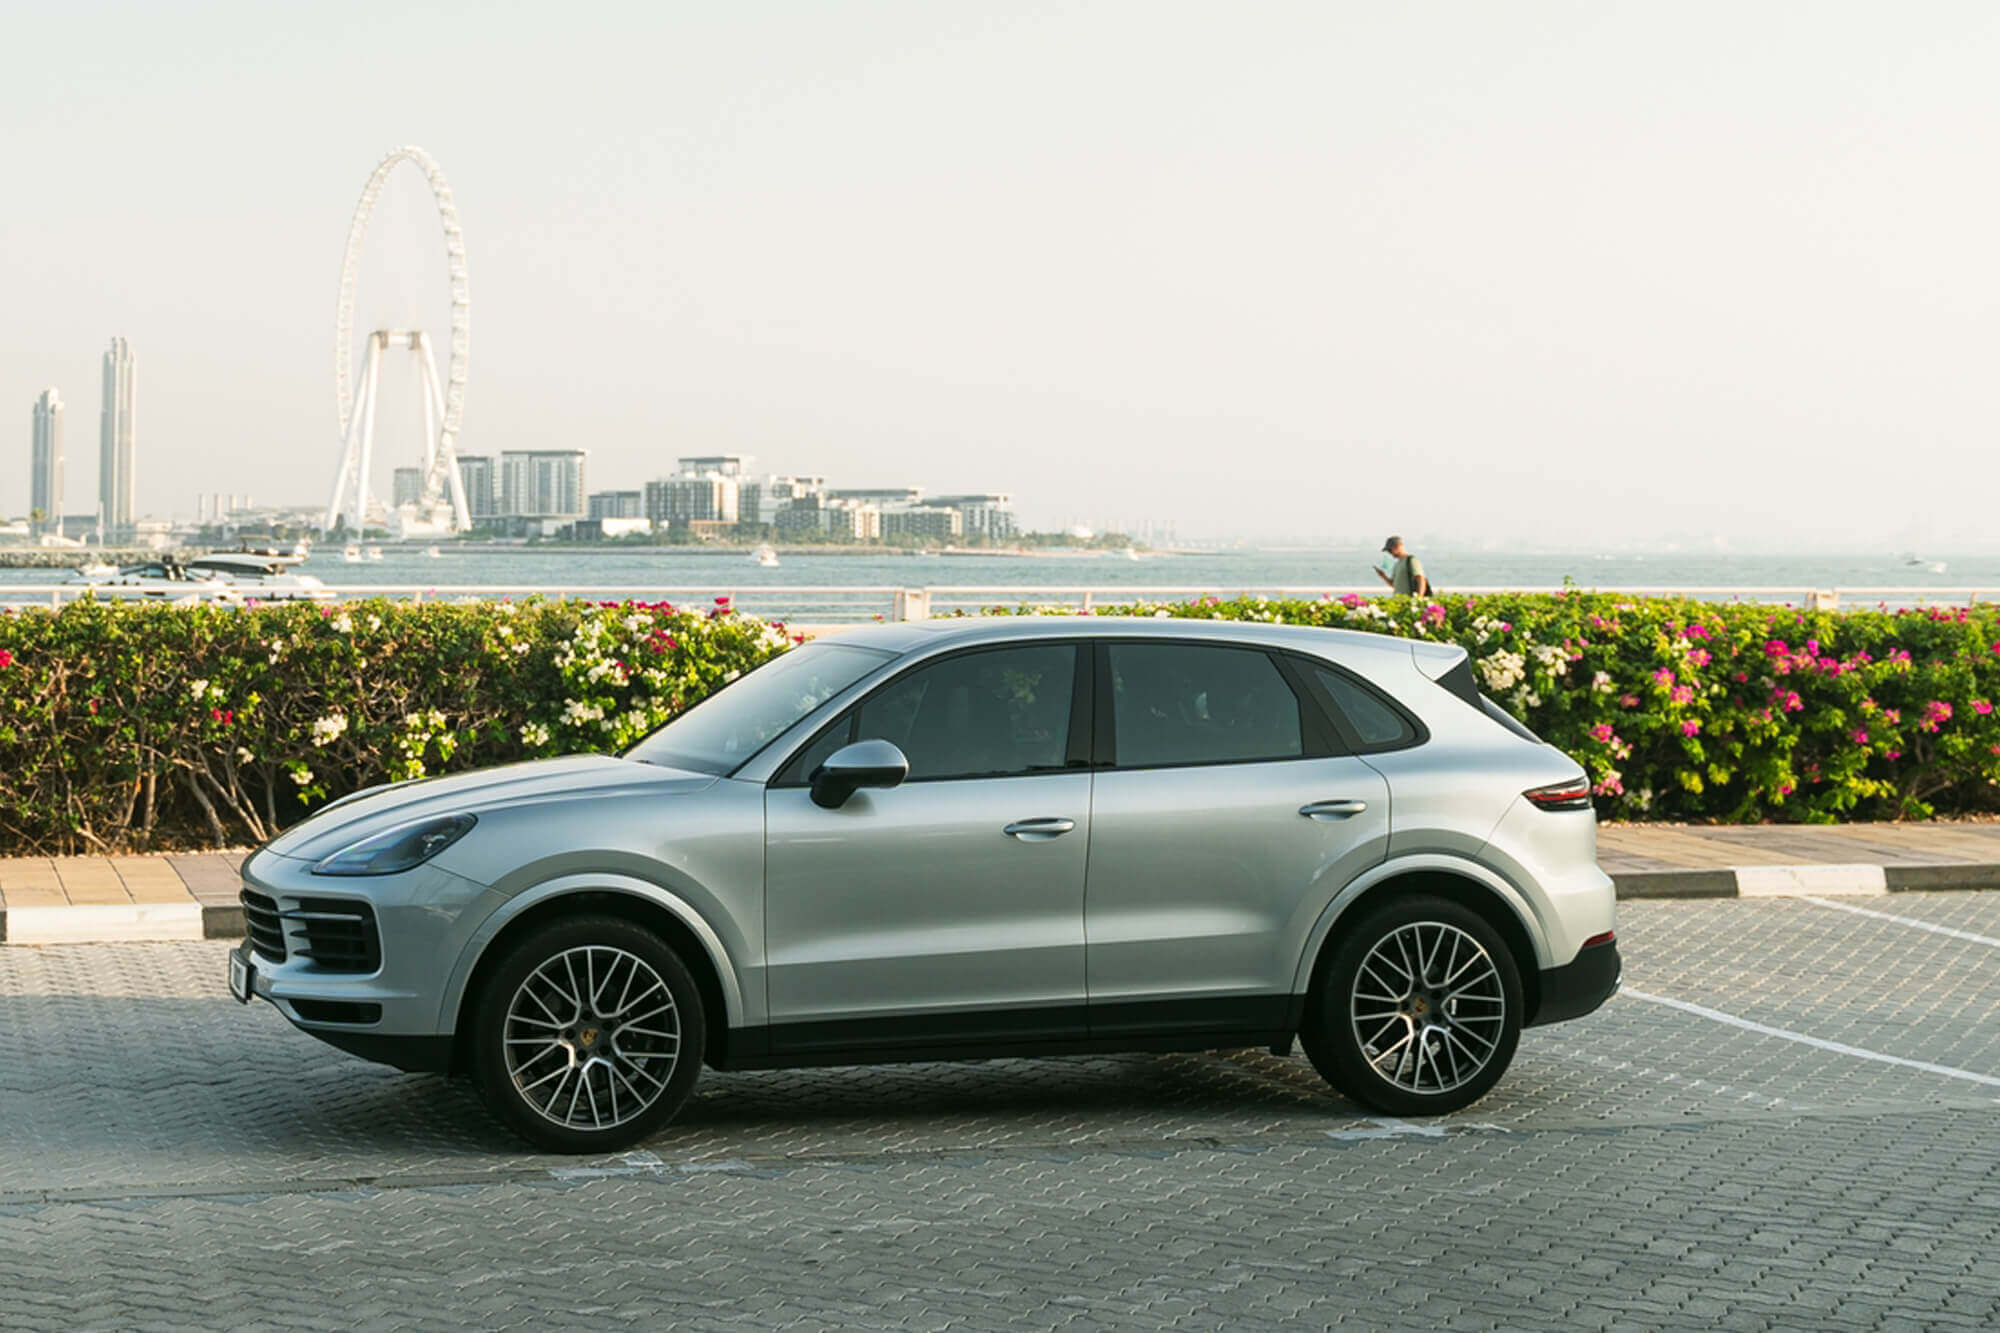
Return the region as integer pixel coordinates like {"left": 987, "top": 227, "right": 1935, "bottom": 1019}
{"left": 1314, "top": 666, "right": 1419, "bottom": 749}
{"left": 1108, "top": 642, "right": 1305, "bottom": 768}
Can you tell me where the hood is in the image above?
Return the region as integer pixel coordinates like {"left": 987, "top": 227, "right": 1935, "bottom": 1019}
{"left": 261, "top": 754, "right": 716, "bottom": 862}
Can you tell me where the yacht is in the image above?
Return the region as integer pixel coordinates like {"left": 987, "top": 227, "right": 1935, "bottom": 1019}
{"left": 424, "top": 545, "right": 442, "bottom": 559}
{"left": 341, "top": 543, "right": 363, "bottom": 563}
{"left": 750, "top": 544, "right": 781, "bottom": 568}
{"left": 365, "top": 546, "right": 384, "bottom": 562}
{"left": 185, "top": 547, "right": 334, "bottom": 602}
{"left": 66, "top": 559, "right": 243, "bottom": 605}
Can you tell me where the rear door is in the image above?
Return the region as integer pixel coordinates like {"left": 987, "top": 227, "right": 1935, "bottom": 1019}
{"left": 1083, "top": 639, "right": 1391, "bottom": 1038}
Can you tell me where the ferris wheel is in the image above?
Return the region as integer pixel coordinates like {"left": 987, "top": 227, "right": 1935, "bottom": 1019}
{"left": 323, "top": 145, "right": 472, "bottom": 535}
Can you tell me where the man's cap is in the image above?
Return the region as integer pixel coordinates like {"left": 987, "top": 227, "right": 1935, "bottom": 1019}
{"left": 1381, "top": 536, "right": 1402, "bottom": 552}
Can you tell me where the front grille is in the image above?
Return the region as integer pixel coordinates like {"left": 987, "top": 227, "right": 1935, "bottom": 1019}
{"left": 286, "top": 898, "right": 381, "bottom": 973}
{"left": 240, "top": 888, "right": 287, "bottom": 962}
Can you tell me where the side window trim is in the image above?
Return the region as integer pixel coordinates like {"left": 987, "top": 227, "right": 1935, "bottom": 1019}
{"left": 1094, "top": 637, "right": 1332, "bottom": 773}
{"left": 770, "top": 640, "right": 1085, "bottom": 788}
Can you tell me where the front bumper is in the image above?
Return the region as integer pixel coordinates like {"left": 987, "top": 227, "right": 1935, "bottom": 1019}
{"left": 234, "top": 846, "right": 502, "bottom": 1067}
{"left": 1527, "top": 938, "right": 1621, "bottom": 1027}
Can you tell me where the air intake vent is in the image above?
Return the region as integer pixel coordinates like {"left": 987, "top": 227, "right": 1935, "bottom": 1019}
{"left": 284, "top": 898, "right": 382, "bottom": 974}
{"left": 240, "top": 888, "right": 288, "bottom": 962}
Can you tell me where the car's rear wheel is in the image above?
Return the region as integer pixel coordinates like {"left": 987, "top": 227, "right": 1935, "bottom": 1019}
{"left": 471, "top": 915, "right": 705, "bottom": 1153}
{"left": 1302, "top": 895, "right": 1522, "bottom": 1116}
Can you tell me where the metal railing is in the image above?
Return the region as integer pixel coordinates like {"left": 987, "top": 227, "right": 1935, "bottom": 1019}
{"left": 3, "top": 582, "right": 1998, "bottom": 619}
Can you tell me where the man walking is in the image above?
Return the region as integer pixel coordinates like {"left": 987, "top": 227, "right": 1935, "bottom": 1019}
{"left": 1373, "top": 535, "right": 1430, "bottom": 596}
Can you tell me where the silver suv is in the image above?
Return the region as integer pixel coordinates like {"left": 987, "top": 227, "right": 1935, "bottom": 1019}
{"left": 230, "top": 617, "right": 1620, "bottom": 1152}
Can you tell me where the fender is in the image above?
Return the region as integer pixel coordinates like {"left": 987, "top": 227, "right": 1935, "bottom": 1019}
{"left": 1287, "top": 851, "right": 1552, "bottom": 998}
{"left": 437, "top": 872, "right": 747, "bottom": 1032}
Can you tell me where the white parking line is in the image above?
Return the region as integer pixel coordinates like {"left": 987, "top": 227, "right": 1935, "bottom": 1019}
{"left": 1801, "top": 895, "right": 2000, "bottom": 948}
{"left": 1620, "top": 988, "right": 2000, "bottom": 1089}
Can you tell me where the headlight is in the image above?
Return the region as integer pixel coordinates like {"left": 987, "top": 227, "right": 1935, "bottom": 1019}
{"left": 311, "top": 814, "right": 476, "bottom": 876}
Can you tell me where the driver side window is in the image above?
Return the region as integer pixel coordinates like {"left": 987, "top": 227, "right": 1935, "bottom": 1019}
{"left": 781, "top": 644, "right": 1079, "bottom": 784}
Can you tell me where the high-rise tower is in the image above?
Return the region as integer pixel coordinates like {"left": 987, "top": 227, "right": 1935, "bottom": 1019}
{"left": 98, "top": 337, "right": 136, "bottom": 541}
{"left": 31, "top": 388, "right": 63, "bottom": 537}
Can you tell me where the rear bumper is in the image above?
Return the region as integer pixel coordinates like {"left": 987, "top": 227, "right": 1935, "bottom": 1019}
{"left": 1527, "top": 938, "right": 1621, "bottom": 1027}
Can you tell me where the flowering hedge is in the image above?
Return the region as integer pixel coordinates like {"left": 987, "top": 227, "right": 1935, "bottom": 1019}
{"left": 6, "top": 590, "right": 2000, "bottom": 853}
{"left": 0, "top": 597, "right": 794, "bottom": 854}
{"left": 1016, "top": 592, "right": 2000, "bottom": 824}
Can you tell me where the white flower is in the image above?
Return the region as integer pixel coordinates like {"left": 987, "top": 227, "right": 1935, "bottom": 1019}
{"left": 310, "top": 713, "right": 349, "bottom": 747}
{"left": 723, "top": 669, "right": 741, "bottom": 683}
{"left": 1479, "top": 650, "right": 1526, "bottom": 692}
{"left": 561, "top": 698, "right": 605, "bottom": 726}
{"left": 1592, "top": 671, "right": 1613, "bottom": 695}
{"left": 330, "top": 613, "right": 354, "bottom": 635}
{"left": 235, "top": 747, "right": 254, "bottom": 764}
{"left": 519, "top": 721, "right": 551, "bottom": 747}
{"left": 366, "top": 614, "right": 382, "bottom": 632}
{"left": 289, "top": 767, "right": 313, "bottom": 787}
{"left": 187, "top": 678, "right": 209, "bottom": 701}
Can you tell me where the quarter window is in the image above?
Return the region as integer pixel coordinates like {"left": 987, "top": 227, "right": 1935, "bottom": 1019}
{"left": 850, "top": 644, "right": 1078, "bottom": 781}
{"left": 1315, "top": 666, "right": 1419, "bottom": 748}
{"left": 1107, "top": 643, "right": 1304, "bottom": 768}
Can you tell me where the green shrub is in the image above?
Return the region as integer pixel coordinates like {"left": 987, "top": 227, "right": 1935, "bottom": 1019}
{"left": 978, "top": 592, "right": 2000, "bottom": 823}
{"left": 6, "top": 590, "right": 1998, "bottom": 854}
{"left": 0, "top": 596, "right": 793, "bottom": 854}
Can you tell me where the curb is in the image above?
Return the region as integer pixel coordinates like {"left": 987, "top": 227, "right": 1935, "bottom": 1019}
{"left": 0, "top": 902, "right": 242, "bottom": 946}
{"left": 1611, "top": 862, "right": 2000, "bottom": 899}
{"left": 2, "top": 866, "right": 1996, "bottom": 945}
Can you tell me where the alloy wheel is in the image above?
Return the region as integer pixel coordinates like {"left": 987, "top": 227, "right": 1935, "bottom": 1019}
{"left": 502, "top": 944, "right": 681, "bottom": 1131}
{"left": 1349, "top": 920, "right": 1507, "bottom": 1096}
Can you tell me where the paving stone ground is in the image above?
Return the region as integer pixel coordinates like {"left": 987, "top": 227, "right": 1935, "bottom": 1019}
{"left": 2, "top": 894, "right": 1999, "bottom": 1329}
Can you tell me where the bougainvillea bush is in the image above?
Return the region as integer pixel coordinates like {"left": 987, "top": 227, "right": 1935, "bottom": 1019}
{"left": 986, "top": 591, "right": 2000, "bottom": 825}
{"left": 0, "top": 597, "right": 794, "bottom": 854}
{"left": 5, "top": 590, "right": 2000, "bottom": 854}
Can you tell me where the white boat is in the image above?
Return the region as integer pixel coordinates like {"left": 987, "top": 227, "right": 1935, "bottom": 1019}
{"left": 341, "top": 543, "right": 362, "bottom": 563}
{"left": 423, "top": 545, "right": 442, "bottom": 559}
{"left": 750, "top": 544, "right": 780, "bottom": 568}
{"left": 185, "top": 547, "right": 334, "bottom": 602}
{"left": 77, "top": 558, "right": 117, "bottom": 579}
{"left": 365, "top": 546, "right": 384, "bottom": 562}
{"left": 65, "top": 559, "right": 243, "bottom": 605}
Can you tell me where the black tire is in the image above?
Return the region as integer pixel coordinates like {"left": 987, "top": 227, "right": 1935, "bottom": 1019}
{"left": 1301, "top": 895, "right": 1523, "bottom": 1116}
{"left": 471, "top": 914, "right": 705, "bottom": 1153}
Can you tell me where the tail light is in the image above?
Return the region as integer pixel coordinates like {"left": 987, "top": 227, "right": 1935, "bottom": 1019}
{"left": 1524, "top": 778, "right": 1593, "bottom": 811}
{"left": 1581, "top": 930, "right": 1615, "bottom": 949}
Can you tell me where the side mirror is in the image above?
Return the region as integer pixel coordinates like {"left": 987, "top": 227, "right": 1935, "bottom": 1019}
{"left": 809, "top": 739, "right": 909, "bottom": 809}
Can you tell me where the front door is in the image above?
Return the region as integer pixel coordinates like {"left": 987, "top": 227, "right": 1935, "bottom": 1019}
{"left": 1083, "top": 640, "right": 1391, "bottom": 1037}
{"left": 764, "top": 641, "right": 1091, "bottom": 1054}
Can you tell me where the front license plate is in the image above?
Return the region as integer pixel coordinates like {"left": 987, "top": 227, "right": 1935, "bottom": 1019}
{"left": 228, "top": 946, "right": 252, "bottom": 1004}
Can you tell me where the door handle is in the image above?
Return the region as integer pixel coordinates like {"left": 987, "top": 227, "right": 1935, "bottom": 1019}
{"left": 1004, "top": 818, "right": 1076, "bottom": 841}
{"left": 1299, "top": 800, "right": 1368, "bottom": 820}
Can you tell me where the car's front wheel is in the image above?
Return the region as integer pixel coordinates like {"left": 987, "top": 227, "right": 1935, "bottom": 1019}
{"left": 471, "top": 915, "right": 705, "bottom": 1153}
{"left": 1302, "top": 895, "right": 1523, "bottom": 1116}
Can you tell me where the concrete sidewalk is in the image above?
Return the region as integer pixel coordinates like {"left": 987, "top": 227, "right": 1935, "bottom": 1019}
{"left": 3, "top": 822, "right": 1999, "bottom": 944}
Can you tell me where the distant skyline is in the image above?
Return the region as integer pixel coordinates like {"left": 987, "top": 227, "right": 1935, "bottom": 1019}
{"left": 7, "top": 2, "right": 2000, "bottom": 546}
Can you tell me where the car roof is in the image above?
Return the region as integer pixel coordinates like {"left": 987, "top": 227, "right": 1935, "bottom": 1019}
{"left": 814, "top": 614, "right": 1460, "bottom": 671}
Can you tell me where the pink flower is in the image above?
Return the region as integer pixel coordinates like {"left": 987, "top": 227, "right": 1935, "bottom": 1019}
{"left": 1652, "top": 667, "right": 1676, "bottom": 687}
{"left": 0, "top": 648, "right": 12, "bottom": 669}
{"left": 1975, "top": 701, "right": 1994, "bottom": 716}
{"left": 1671, "top": 685, "right": 1694, "bottom": 705}
{"left": 1764, "top": 639, "right": 1789, "bottom": 657}
{"left": 1687, "top": 649, "right": 1711, "bottom": 668}
{"left": 1684, "top": 624, "right": 1712, "bottom": 640}
{"left": 1886, "top": 750, "right": 1901, "bottom": 760}
{"left": 1851, "top": 729, "right": 1868, "bottom": 744}
{"left": 1804, "top": 638, "right": 1820, "bottom": 657}
{"left": 1779, "top": 782, "right": 1796, "bottom": 796}
{"left": 1593, "top": 775, "right": 1625, "bottom": 796}
{"left": 1422, "top": 602, "right": 1446, "bottom": 625}
{"left": 1783, "top": 691, "right": 1804, "bottom": 712}
{"left": 1589, "top": 723, "right": 1615, "bottom": 742}
{"left": 1339, "top": 594, "right": 1362, "bottom": 609}
{"left": 1681, "top": 721, "right": 1701, "bottom": 736}
{"left": 1619, "top": 694, "right": 1640, "bottom": 708}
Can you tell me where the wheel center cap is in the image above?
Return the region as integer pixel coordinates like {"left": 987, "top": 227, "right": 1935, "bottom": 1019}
{"left": 577, "top": 1026, "right": 600, "bottom": 1049}
{"left": 1410, "top": 996, "right": 1430, "bottom": 1017}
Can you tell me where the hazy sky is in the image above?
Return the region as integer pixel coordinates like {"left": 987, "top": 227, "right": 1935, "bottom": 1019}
{"left": 5, "top": 1, "right": 1999, "bottom": 545}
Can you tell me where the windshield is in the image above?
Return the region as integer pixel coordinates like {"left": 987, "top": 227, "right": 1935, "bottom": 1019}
{"left": 623, "top": 642, "right": 891, "bottom": 775}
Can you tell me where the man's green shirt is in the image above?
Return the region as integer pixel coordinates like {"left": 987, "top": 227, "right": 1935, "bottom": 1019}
{"left": 1391, "top": 555, "right": 1425, "bottom": 595}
